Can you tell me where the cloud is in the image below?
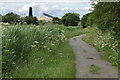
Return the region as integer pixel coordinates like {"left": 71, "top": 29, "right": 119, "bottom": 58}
{"left": 18, "top": 2, "right": 35, "bottom": 12}
{"left": 83, "top": 7, "right": 91, "bottom": 10}
{"left": 62, "top": 7, "right": 81, "bottom": 11}
{"left": 0, "top": 3, "right": 5, "bottom": 10}
{"left": 1, "top": 0, "right": 90, "bottom": 3}
{"left": 0, "top": 1, "right": 91, "bottom": 18}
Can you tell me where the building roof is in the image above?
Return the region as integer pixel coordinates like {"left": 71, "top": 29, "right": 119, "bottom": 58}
{"left": 37, "top": 16, "right": 53, "bottom": 21}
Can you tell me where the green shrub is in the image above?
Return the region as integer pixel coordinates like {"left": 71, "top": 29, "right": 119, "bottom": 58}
{"left": 0, "top": 14, "right": 2, "bottom": 22}
{"left": 52, "top": 17, "right": 61, "bottom": 24}
{"left": 24, "top": 16, "right": 38, "bottom": 25}
{"left": 61, "top": 13, "right": 80, "bottom": 26}
{"left": 2, "top": 12, "right": 20, "bottom": 24}
{"left": 81, "top": 13, "right": 92, "bottom": 28}
{"left": 38, "top": 20, "right": 46, "bottom": 25}
{"left": 82, "top": 27, "right": 119, "bottom": 67}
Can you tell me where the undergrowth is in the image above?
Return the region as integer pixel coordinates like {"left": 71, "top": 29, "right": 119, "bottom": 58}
{"left": 82, "top": 27, "right": 119, "bottom": 68}
{"left": 1, "top": 23, "right": 84, "bottom": 78}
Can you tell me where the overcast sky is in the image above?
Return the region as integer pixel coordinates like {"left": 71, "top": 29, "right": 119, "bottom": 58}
{"left": 0, "top": 0, "right": 93, "bottom": 18}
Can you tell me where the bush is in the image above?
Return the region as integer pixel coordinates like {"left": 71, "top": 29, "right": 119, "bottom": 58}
{"left": 82, "top": 27, "right": 119, "bottom": 67}
{"left": 2, "top": 12, "right": 20, "bottom": 24}
{"left": 61, "top": 13, "right": 80, "bottom": 26}
{"left": 86, "top": 13, "right": 95, "bottom": 27}
{"left": 81, "top": 13, "right": 92, "bottom": 28}
{"left": 38, "top": 20, "right": 46, "bottom": 25}
{"left": 24, "top": 16, "right": 38, "bottom": 25}
{"left": 52, "top": 17, "right": 61, "bottom": 24}
{"left": 0, "top": 14, "right": 2, "bottom": 22}
{"left": 85, "top": 2, "right": 120, "bottom": 49}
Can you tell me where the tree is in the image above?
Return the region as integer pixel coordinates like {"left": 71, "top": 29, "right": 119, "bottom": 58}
{"left": 81, "top": 13, "right": 91, "bottom": 28}
{"left": 90, "top": 2, "right": 119, "bottom": 31}
{"left": 61, "top": 13, "right": 80, "bottom": 26}
{"left": 87, "top": 1, "right": 120, "bottom": 49}
{"left": 0, "top": 14, "right": 2, "bottom": 22}
{"left": 86, "top": 13, "right": 95, "bottom": 27}
{"left": 2, "top": 12, "right": 20, "bottom": 24}
{"left": 52, "top": 17, "right": 61, "bottom": 24}
{"left": 24, "top": 16, "right": 38, "bottom": 25}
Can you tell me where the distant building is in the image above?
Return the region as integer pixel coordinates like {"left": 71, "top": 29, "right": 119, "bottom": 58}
{"left": 37, "top": 16, "right": 53, "bottom": 22}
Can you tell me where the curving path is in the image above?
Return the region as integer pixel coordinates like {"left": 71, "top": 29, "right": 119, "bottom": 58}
{"left": 68, "top": 35, "right": 118, "bottom": 78}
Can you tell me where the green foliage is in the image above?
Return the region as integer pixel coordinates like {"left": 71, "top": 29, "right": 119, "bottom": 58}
{"left": 83, "top": 2, "right": 120, "bottom": 62}
{"left": 52, "top": 17, "right": 61, "bottom": 24}
{"left": 82, "top": 27, "right": 119, "bottom": 67}
{"left": 24, "top": 16, "right": 38, "bottom": 25}
{"left": 86, "top": 13, "right": 95, "bottom": 27}
{"left": 81, "top": 13, "right": 92, "bottom": 28}
{"left": 19, "top": 17, "right": 26, "bottom": 24}
{"left": 2, "top": 12, "right": 20, "bottom": 24}
{"left": 0, "top": 14, "right": 2, "bottom": 22}
{"left": 86, "top": 2, "right": 120, "bottom": 40}
{"left": 38, "top": 20, "right": 46, "bottom": 25}
{"left": 92, "top": 2, "right": 119, "bottom": 31}
{"left": 2, "top": 23, "right": 84, "bottom": 78}
{"left": 61, "top": 13, "right": 80, "bottom": 26}
{"left": 89, "top": 64, "right": 101, "bottom": 74}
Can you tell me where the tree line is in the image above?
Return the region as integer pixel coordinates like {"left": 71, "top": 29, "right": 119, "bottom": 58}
{"left": 0, "top": 6, "right": 80, "bottom": 26}
{"left": 81, "top": 2, "right": 120, "bottom": 41}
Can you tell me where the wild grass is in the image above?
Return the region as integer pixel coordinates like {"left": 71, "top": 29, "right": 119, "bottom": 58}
{"left": 1, "top": 22, "right": 84, "bottom": 78}
{"left": 89, "top": 64, "right": 101, "bottom": 74}
{"left": 12, "top": 42, "right": 75, "bottom": 78}
{"left": 82, "top": 27, "right": 119, "bottom": 67}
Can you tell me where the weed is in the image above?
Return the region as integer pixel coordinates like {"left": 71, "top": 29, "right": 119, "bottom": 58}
{"left": 83, "top": 49, "right": 87, "bottom": 53}
{"left": 82, "top": 27, "right": 119, "bottom": 67}
{"left": 89, "top": 64, "right": 101, "bottom": 74}
{"left": 73, "top": 38, "right": 77, "bottom": 40}
{"left": 1, "top": 23, "right": 84, "bottom": 78}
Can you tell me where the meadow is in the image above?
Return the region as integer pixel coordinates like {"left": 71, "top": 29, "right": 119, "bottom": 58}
{"left": 1, "top": 22, "right": 86, "bottom": 78}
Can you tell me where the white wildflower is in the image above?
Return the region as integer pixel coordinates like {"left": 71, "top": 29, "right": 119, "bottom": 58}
{"left": 12, "top": 62, "right": 15, "bottom": 65}
{"left": 43, "top": 46, "right": 47, "bottom": 48}
{"left": 41, "top": 42, "right": 44, "bottom": 44}
{"left": 49, "top": 50, "right": 52, "bottom": 52}
{"left": 62, "top": 30, "right": 65, "bottom": 33}
{"left": 51, "top": 43, "right": 55, "bottom": 46}
{"left": 31, "top": 45, "right": 36, "bottom": 48}
{"left": 33, "top": 41, "right": 39, "bottom": 44}
{"left": 59, "top": 53, "right": 63, "bottom": 55}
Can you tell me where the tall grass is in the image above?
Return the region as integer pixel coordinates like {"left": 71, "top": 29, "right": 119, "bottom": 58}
{"left": 1, "top": 23, "right": 83, "bottom": 78}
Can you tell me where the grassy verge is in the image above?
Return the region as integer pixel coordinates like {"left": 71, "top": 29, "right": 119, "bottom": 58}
{"left": 82, "top": 27, "right": 119, "bottom": 67}
{"left": 12, "top": 42, "right": 75, "bottom": 78}
{"left": 2, "top": 23, "right": 84, "bottom": 78}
